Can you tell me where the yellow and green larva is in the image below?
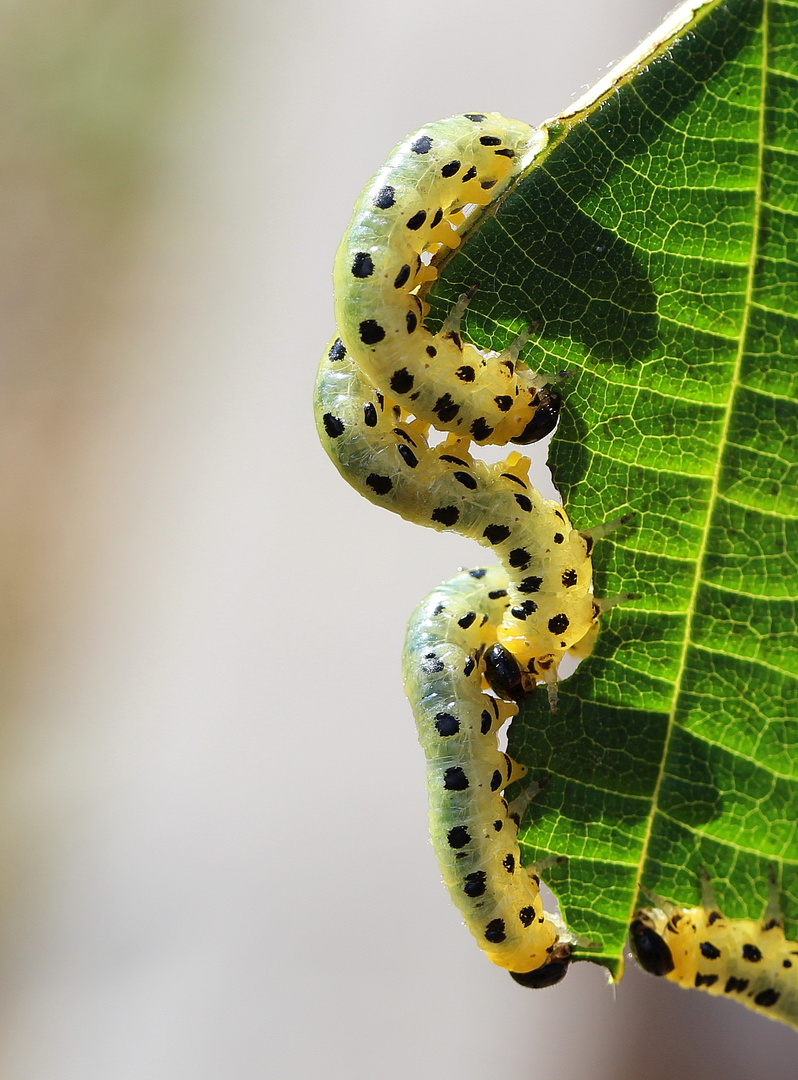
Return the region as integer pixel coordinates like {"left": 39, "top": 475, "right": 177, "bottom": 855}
{"left": 403, "top": 565, "right": 571, "bottom": 984}
{"left": 630, "top": 868, "right": 798, "bottom": 1029}
{"left": 331, "top": 112, "right": 560, "bottom": 448}
{"left": 315, "top": 113, "right": 634, "bottom": 984}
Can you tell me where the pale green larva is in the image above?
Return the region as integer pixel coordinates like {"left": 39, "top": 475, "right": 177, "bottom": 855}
{"left": 630, "top": 868, "right": 798, "bottom": 1030}
{"left": 403, "top": 565, "right": 572, "bottom": 984}
{"left": 315, "top": 114, "right": 635, "bottom": 983}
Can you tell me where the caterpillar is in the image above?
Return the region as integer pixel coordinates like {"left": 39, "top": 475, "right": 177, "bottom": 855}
{"left": 402, "top": 564, "right": 571, "bottom": 985}
{"left": 630, "top": 868, "right": 798, "bottom": 1029}
{"left": 315, "top": 113, "right": 635, "bottom": 982}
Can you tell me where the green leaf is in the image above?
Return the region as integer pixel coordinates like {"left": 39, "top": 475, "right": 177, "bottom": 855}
{"left": 429, "top": 0, "right": 797, "bottom": 978}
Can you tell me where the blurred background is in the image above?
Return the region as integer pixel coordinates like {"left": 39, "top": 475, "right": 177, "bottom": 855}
{"left": 0, "top": 0, "right": 794, "bottom": 1076}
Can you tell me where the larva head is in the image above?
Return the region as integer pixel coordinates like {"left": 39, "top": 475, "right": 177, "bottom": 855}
{"left": 629, "top": 910, "right": 675, "bottom": 977}
{"left": 511, "top": 392, "right": 562, "bottom": 445}
{"left": 509, "top": 943, "right": 572, "bottom": 988}
{"left": 482, "top": 642, "right": 527, "bottom": 703}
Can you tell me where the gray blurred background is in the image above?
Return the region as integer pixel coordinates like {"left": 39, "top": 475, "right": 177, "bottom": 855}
{"left": 0, "top": 0, "right": 794, "bottom": 1076}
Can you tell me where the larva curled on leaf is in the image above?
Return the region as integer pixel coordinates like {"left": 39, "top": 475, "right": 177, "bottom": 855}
{"left": 630, "top": 867, "right": 798, "bottom": 1029}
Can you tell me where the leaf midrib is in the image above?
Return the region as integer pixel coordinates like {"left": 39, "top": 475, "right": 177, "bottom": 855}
{"left": 628, "top": 0, "right": 770, "bottom": 913}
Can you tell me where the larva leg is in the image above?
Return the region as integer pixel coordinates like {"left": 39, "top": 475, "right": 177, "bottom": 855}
{"left": 403, "top": 566, "right": 572, "bottom": 981}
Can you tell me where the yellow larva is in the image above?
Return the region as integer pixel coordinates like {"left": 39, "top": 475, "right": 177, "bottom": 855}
{"left": 630, "top": 868, "right": 798, "bottom": 1029}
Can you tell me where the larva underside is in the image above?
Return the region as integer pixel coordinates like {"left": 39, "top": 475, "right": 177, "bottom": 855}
{"left": 315, "top": 113, "right": 634, "bottom": 984}
{"left": 630, "top": 870, "right": 798, "bottom": 1030}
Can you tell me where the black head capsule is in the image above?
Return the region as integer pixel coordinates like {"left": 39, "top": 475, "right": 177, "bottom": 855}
{"left": 510, "top": 946, "right": 572, "bottom": 988}
{"left": 629, "top": 916, "right": 675, "bottom": 976}
{"left": 483, "top": 643, "right": 526, "bottom": 703}
{"left": 511, "top": 392, "right": 562, "bottom": 445}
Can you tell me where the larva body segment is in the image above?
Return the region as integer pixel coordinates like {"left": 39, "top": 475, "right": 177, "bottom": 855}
{"left": 403, "top": 565, "right": 571, "bottom": 980}
{"left": 630, "top": 874, "right": 798, "bottom": 1029}
{"left": 333, "top": 112, "right": 559, "bottom": 447}
{"left": 315, "top": 336, "right": 598, "bottom": 695}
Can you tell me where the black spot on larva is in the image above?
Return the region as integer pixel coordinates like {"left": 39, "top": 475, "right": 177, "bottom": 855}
{"left": 406, "top": 209, "right": 427, "bottom": 230}
{"left": 390, "top": 368, "right": 414, "bottom": 394}
{"left": 393, "top": 427, "right": 416, "bottom": 445}
{"left": 365, "top": 473, "right": 392, "bottom": 496}
{"left": 503, "top": 853, "right": 515, "bottom": 873}
{"left": 433, "top": 603, "right": 445, "bottom": 616}
{"left": 494, "top": 819, "right": 503, "bottom": 831}
{"left": 464, "top": 113, "right": 487, "bottom": 122}
{"left": 432, "top": 506, "right": 459, "bottom": 526}
{"left": 695, "top": 973, "right": 718, "bottom": 988}
{"left": 448, "top": 331, "right": 462, "bottom": 349}
{"left": 458, "top": 611, "right": 476, "bottom": 629}
{"left": 322, "top": 413, "right": 345, "bottom": 438}
{"left": 699, "top": 941, "right": 721, "bottom": 961}
{"left": 462, "top": 165, "right": 478, "bottom": 182}
{"left": 464, "top": 871, "right": 487, "bottom": 897}
{"left": 328, "top": 337, "right": 346, "bottom": 362}
{"left": 553, "top": 532, "right": 564, "bottom": 544}
{"left": 397, "top": 444, "right": 418, "bottom": 469}
{"left": 363, "top": 402, "right": 377, "bottom": 427}
{"left": 454, "top": 471, "right": 477, "bottom": 490}
{"left": 484, "top": 524, "right": 511, "bottom": 545}
{"left": 439, "top": 454, "right": 469, "bottom": 466}
{"left": 431, "top": 208, "right": 443, "bottom": 228}
{"left": 755, "top": 988, "right": 780, "bottom": 1008}
{"left": 763, "top": 918, "right": 779, "bottom": 931}
{"left": 469, "top": 568, "right": 487, "bottom": 579}
{"left": 494, "top": 147, "right": 515, "bottom": 158}
{"left": 511, "top": 600, "right": 538, "bottom": 620}
{"left": 351, "top": 251, "right": 374, "bottom": 278}
{"left": 561, "top": 569, "right": 578, "bottom": 587}
{"left": 433, "top": 394, "right": 460, "bottom": 423}
{"left": 490, "top": 770, "right": 502, "bottom": 792}
{"left": 421, "top": 652, "right": 444, "bottom": 673}
{"left": 519, "top": 907, "right": 535, "bottom": 927}
{"left": 406, "top": 310, "right": 418, "bottom": 334}
{"left": 518, "top": 576, "right": 543, "bottom": 594}
{"left": 548, "top": 614, "right": 569, "bottom": 635}
{"left": 742, "top": 944, "right": 763, "bottom": 963}
{"left": 426, "top": 345, "right": 437, "bottom": 357}
{"left": 441, "top": 159, "right": 460, "bottom": 177}
{"left": 393, "top": 263, "right": 411, "bottom": 289}
{"left": 494, "top": 395, "right": 512, "bottom": 412}
{"left": 463, "top": 656, "right": 475, "bottom": 677}
{"left": 488, "top": 589, "right": 507, "bottom": 599}
{"left": 501, "top": 473, "right": 527, "bottom": 488}
{"left": 785, "top": 960, "right": 793, "bottom": 968}
{"left": 359, "top": 319, "right": 386, "bottom": 345}
{"left": 480, "top": 711, "right": 492, "bottom": 734}
{"left": 485, "top": 919, "right": 506, "bottom": 944}
{"left": 435, "top": 712, "right": 459, "bottom": 737}
{"left": 584, "top": 536, "right": 594, "bottom": 557}
{"left": 707, "top": 911, "right": 722, "bottom": 925}
{"left": 481, "top": 179, "right": 498, "bottom": 190}
{"left": 455, "top": 365, "right": 475, "bottom": 382}
{"left": 471, "top": 418, "right": 494, "bottom": 442}
{"left": 479, "top": 135, "right": 502, "bottom": 146}
{"left": 443, "top": 766, "right": 468, "bottom": 791}
{"left": 411, "top": 135, "right": 433, "bottom": 154}
{"left": 447, "top": 825, "right": 470, "bottom": 849}
{"left": 554, "top": 509, "right": 565, "bottom": 521}
{"left": 725, "top": 976, "right": 749, "bottom": 994}
{"left": 515, "top": 493, "right": 533, "bottom": 513}
{"left": 373, "top": 185, "right": 395, "bottom": 208}
{"left": 509, "top": 548, "right": 530, "bottom": 568}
